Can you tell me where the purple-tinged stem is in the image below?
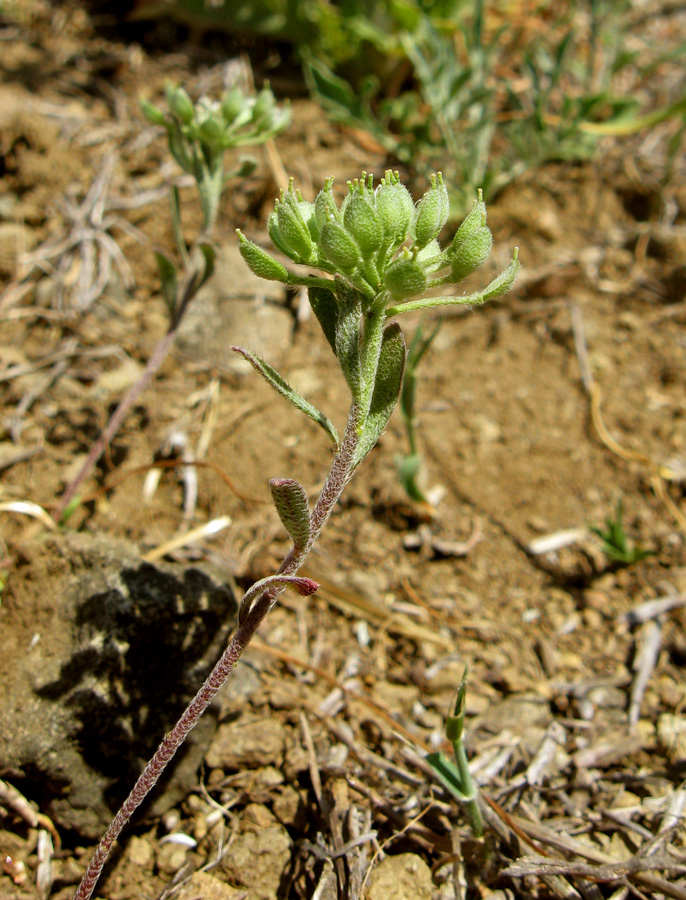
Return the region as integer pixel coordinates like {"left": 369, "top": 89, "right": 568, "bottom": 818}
{"left": 72, "top": 409, "right": 360, "bottom": 900}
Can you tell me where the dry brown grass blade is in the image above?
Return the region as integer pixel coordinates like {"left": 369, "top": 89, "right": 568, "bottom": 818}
{"left": 249, "top": 638, "right": 431, "bottom": 752}
{"left": 490, "top": 803, "right": 686, "bottom": 900}
{"left": 308, "top": 572, "right": 454, "bottom": 648}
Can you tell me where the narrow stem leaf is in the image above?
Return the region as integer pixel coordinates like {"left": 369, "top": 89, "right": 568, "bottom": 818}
{"left": 231, "top": 346, "right": 339, "bottom": 448}
{"left": 269, "top": 478, "right": 312, "bottom": 553}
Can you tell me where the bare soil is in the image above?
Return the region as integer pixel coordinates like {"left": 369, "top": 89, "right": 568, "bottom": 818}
{"left": 1, "top": 5, "right": 686, "bottom": 900}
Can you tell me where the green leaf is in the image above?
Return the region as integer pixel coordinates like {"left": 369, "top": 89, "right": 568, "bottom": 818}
{"left": 269, "top": 478, "right": 311, "bottom": 553}
{"left": 396, "top": 453, "right": 427, "bottom": 503}
{"left": 354, "top": 322, "right": 406, "bottom": 466}
{"left": 333, "top": 279, "right": 362, "bottom": 398}
{"left": 308, "top": 284, "right": 339, "bottom": 355}
{"left": 196, "top": 242, "right": 216, "bottom": 291}
{"left": 231, "top": 346, "right": 339, "bottom": 448}
{"left": 426, "top": 751, "right": 469, "bottom": 801}
{"left": 154, "top": 250, "right": 178, "bottom": 314}
{"left": 169, "top": 183, "right": 189, "bottom": 267}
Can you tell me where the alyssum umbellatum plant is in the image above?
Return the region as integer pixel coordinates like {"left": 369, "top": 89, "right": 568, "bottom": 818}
{"left": 73, "top": 171, "right": 518, "bottom": 900}
{"left": 58, "top": 82, "right": 289, "bottom": 519}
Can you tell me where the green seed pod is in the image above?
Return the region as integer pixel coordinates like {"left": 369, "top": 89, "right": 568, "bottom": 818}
{"left": 268, "top": 206, "right": 295, "bottom": 259}
{"left": 384, "top": 252, "right": 428, "bottom": 300}
{"left": 314, "top": 178, "right": 340, "bottom": 232}
{"left": 451, "top": 226, "right": 493, "bottom": 282}
{"left": 277, "top": 181, "right": 315, "bottom": 262}
{"left": 343, "top": 189, "right": 382, "bottom": 259}
{"left": 375, "top": 170, "right": 413, "bottom": 246}
{"left": 319, "top": 220, "right": 361, "bottom": 274}
{"left": 453, "top": 190, "right": 487, "bottom": 250}
{"left": 165, "top": 83, "right": 194, "bottom": 125}
{"left": 197, "top": 115, "right": 225, "bottom": 148}
{"left": 221, "top": 86, "right": 244, "bottom": 124}
{"left": 237, "top": 231, "right": 289, "bottom": 283}
{"left": 414, "top": 172, "right": 449, "bottom": 249}
{"left": 140, "top": 99, "right": 167, "bottom": 127}
{"left": 297, "top": 198, "right": 319, "bottom": 242}
{"left": 252, "top": 84, "right": 276, "bottom": 125}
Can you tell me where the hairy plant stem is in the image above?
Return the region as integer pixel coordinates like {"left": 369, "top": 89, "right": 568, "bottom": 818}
{"left": 72, "top": 408, "right": 361, "bottom": 900}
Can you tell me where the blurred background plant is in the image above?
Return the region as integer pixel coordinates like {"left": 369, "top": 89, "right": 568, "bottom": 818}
{"left": 57, "top": 81, "right": 290, "bottom": 518}
{"left": 590, "top": 498, "right": 655, "bottom": 568}
{"left": 130, "top": 0, "right": 686, "bottom": 216}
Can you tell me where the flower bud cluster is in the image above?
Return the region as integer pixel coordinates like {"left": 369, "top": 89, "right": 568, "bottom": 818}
{"left": 141, "top": 81, "right": 291, "bottom": 172}
{"left": 239, "top": 172, "right": 509, "bottom": 308}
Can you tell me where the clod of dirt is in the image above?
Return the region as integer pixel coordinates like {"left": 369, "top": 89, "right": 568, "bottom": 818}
{"left": 0, "top": 532, "right": 237, "bottom": 839}
{"left": 176, "top": 244, "right": 293, "bottom": 374}
{"left": 219, "top": 803, "right": 291, "bottom": 900}
{"left": 177, "top": 870, "right": 245, "bottom": 899}
{"left": 367, "top": 852, "right": 433, "bottom": 900}
{"left": 205, "top": 714, "right": 287, "bottom": 770}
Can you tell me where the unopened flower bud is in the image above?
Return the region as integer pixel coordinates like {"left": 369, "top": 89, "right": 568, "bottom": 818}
{"left": 221, "top": 86, "right": 244, "bottom": 124}
{"left": 276, "top": 181, "right": 315, "bottom": 262}
{"left": 268, "top": 207, "right": 293, "bottom": 258}
{"left": 319, "top": 219, "right": 361, "bottom": 273}
{"left": 165, "top": 83, "right": 194, "bottom": 125}
{"left": 314, "top": 178, "right": 340, "bottom": 232}
{"left": 140, "top": 99, "right": 167, "bottom": 127}
{"left": 451, "top": 225, "right": 493, "bottom": 282}
{"left": 453, "top": 190, "right": 487, "bottom": 249}
{"left": 414, "top": 173, "right": 449, "bottom": 248}
{"left": 237, "top": 231, "right": 289, "bottom": 283}
{"left": 384, "top": 252, "right": 428, "bottom": 300}
{"left": 197, "top": 115, "right": 225, "bottom": 148}
{"left": 376, "top": 170, "right": 413, "bottom": 246}
{"left": 343, "top": 187, "right": 382, "bottom": 259}
{"left": 252, "top": 84, "right": 276, "bottom": 125}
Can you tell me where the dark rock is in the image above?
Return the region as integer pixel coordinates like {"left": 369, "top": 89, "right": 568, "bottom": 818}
{"left": 1, "top": 532, "right": 237, "bottom": 838}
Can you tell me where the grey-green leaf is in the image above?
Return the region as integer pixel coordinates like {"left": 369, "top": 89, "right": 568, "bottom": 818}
{"left": 269, "top": 478, "right": 311, "bottom": 552}
{"left": 231, "top": 346, "right": 339, "bottom": 448}
{"left": 308, "top": 284, "right": 339, "bottom": 354}
{"left": 154, "top": 250, "right": 178, "bottom": 313}
{"left": 354, "top": 321, "right": 406, "bottom": 466}
{"left": 333, "top": 278, "right": 362, "bottom": 398}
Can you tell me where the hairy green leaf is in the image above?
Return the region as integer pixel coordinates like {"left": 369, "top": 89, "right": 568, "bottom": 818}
{"left": 269, "top": 478, "right": 311, "bottom": 552}
{"left": 231, "top": 346, "right": 339, "bottom": 448}
{"left": 154, "top": 250, "right": 178, "bottom": 314}
{"left": 354, "top": 322, "right": 406, "bottom": 466}
{"left": 308, "top": 284, "right": 339, "bottom": 355}
{"left": 333, "top": 278, "right": 362, "bottom": 398}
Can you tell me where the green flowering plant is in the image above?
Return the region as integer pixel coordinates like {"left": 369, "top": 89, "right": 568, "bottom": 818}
{"left": 58, "top": 83, "right": 289, "bottom": 520}
{"left": 141, "top": 81, "right": 291, "bottom": 233}
{"left": 73, "top": 171, "right": 517, "bottom": 900}
{"left": 236, "top": 173, "right": 518, "bottom": 455}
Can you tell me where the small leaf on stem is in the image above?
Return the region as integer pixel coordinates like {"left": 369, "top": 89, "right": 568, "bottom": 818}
{"left": 354, "top": 321, "right": 406, "bottom": 466}
{"left": 231, "top": 346, "right": 339, "bottom": 448}
{"left": 270, "top": 478, "right": 311, "bottom": 552}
